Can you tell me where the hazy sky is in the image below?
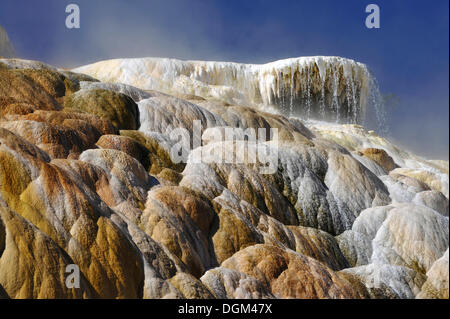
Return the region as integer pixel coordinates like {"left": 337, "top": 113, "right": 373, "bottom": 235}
{"left": 1, "top": 0, "right": 448, "bottom": 159}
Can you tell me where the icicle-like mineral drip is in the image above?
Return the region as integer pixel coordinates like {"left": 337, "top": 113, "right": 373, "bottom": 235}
{"left": 280, "top": 71, "right": 286, "bottom": 113}
{"left": 345, "top": 75, "right": 359, "bottom": 124}
{"left": 346, "top": 78, "right": 352, "bottom": 122}
{"left": 75, "top": 56, "right": 386, "bottom": 127}
{"left": 305, "top": 67, "right": 312, "bottom": 119}
{"left": 332, "top": 67, "right": 341, "bottom": 123}
{"left": 351, "top": 78, "right": 358, "bottom": 124}
{"left": 290, "top": 65, "right": 295, "bottom": 116}
{"left": 315, "top": 55, "right": 328, "bottom": 119}
{"left": 368, "top": 74, "right": 389, "bottom": 135}
{"left": 320, "top": 77, "right": 326, "bottom": 120}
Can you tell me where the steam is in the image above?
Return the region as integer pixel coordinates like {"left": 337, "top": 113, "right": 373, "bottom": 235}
{"left": 1, "top": 1, "right": 447, "bottom": 160}
{"left": 0, "top": 25, "right": 14, "bottom": 58}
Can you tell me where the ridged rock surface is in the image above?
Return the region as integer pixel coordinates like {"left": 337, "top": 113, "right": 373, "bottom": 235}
{"left": 73, "top": 56, "right": 373, "bottom": 123}
{"left": 0, "top": 58, "right": 448, "bottom": 299}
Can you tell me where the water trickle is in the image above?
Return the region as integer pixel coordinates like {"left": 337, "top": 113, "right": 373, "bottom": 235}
{"left": 332, "top": 67, "right": 340, "bottom": 123}
{"left": 290, "top": 65, "right": 295, "bottom": 116}
{"left": 345, "top": 76, "right": 359, "bottom": 124}
{"left": 320, "top": 78, "right": 326, "bottom": 120}
{"left": 345, "top": 78, "right": 352, "bottom": 122}
{"left": 350, "top": 79, "right": 358, "bottom": 124}
{"left": 75, "top": 56, "right": 389, "bottom": 132}
{"left": 280, "top": 72, "right": 287, "bottom": 114}
{"left": 305, "top": 68, "right": 312, "bottom": 119}
{"left": 367, "top": 74, "right": 389, "bottom": 135}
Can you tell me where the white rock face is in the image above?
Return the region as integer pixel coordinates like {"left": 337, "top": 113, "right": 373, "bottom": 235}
{"left": 324, "top": 151, "right": 391, "bottom": 232}
{"left": 0, "top": 58, "right": 56, "bottom": 71}
{"left": 307, "top": 120, "right": 449, "bottom": 207}
{"left": 138, "top": 95, "right": 226, "bottom": 136}
{"left": 74, "top": 56, "right": 373, "bottom": 123}
{"left": 0, "top": 26, "right": 14, "bottom": 58}
{"left": 417, "top": 249, "right": 449, "bottom": 299}
{"left": 200, "top": 268, "right": 275, "bottom": 299}
{"left": 306, "top": 121, "right": 445, "bottom": 170}
{"left": 413, "top": 190, "right": 448, "bottom": 216}
{"left": 340, "top": 264, "right": 426, "bottom": 299}
{"left": 336, "top": 202, "right": 448, "bottom": 298}
{"left": 79, "top": 81, "right": 167, "bottom": 102}
{"left": 1, "top": 56, "right": 448, "bottom": 299}
{"left": 70, "top": 56, "right": 450, "bottom": 299}
{"left": 391, "top": 167, "right": 449, "bottom": 199}
{"left": 371, "top": 203, "right": 449, "bottom": 272}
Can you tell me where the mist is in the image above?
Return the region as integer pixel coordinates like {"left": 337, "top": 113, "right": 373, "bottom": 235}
{"left": 389, "top": 91, "right": 449, "bottom": 160}
{"left": 0, "top": 0, "right": 448, "bottom": 160}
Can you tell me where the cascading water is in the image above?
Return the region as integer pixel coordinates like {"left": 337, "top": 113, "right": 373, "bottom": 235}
{"left": 365, "top": 74, "right": 389, "bottom": 136}
{"left": 258, "top": 58, "right": 388, "bottom": 134}
{"left": 289, "top": 65, "right": 294, "bottom": 115}
{"left": 74, "top": 56, "right": 389, "bottom": 133}
{"left": 320, "top": 80, "right": 326, "bottom": 119}
{"left": 305, "top": 67, "right": 312, "bottom": 119}
{"left": 331, "top": 66, "right": 341, "bottom": 123}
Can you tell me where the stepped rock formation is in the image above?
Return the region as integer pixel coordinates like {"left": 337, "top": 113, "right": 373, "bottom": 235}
{"left": 74, "top": 56, "right": 375, "bottom": 124}
{"left": 0, "top": 56, "right": 448, "bottom": 299}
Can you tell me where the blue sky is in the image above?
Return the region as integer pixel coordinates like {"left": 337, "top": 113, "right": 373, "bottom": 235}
{"left": 1, "top": 0, "right": 448, "bottom": 159}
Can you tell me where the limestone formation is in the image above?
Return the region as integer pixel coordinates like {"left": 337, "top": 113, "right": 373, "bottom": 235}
{"left": 359, "top": 148, "right": 398, "bottom": 172}
{"left": 0, "top": 57, "right": 447, "bottom": 299}
{"left": 417, "top": 249, "right": 449, "bottom": 299}
{"left": 64, "top": 89, "right": 139, "bottom": 130}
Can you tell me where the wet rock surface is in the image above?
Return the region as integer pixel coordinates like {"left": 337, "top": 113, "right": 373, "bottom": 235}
{"left": 0, "top": 58, "right": 447, "bottom": 299}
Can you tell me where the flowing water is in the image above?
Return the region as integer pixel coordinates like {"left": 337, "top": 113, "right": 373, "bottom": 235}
{"left": 74, "top": 56, "right": 389, "bottom": 134}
